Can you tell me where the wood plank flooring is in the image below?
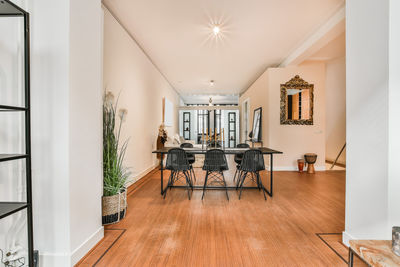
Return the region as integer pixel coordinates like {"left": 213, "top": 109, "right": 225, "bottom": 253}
{"left": 77, "top": 157, "right": 350, "bottom": 267}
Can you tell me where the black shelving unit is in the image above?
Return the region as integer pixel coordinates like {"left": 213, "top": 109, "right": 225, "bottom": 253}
{"left": 228, "top": 112, "right": 236, "bottom": 148}
{"left": 183, "top": 112, "right": 191, "bottom": 140}
{"left": 0, "top": 1, "right": 34, "bottom": 266}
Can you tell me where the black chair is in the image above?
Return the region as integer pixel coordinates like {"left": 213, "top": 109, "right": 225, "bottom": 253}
{"left": 164, "top": 148, "right": 193, "bottom": 200}
{"left": 180, "top": 143, "right": 196, "bottom": 182}
{"left": 233, "top": 143, "right": 250, "bottom": 182}
{"left": 237, "top": 149, "right": 267, "bottom": 200}
{"left": 202, "top": 149, "right": 229, "bottom": 200}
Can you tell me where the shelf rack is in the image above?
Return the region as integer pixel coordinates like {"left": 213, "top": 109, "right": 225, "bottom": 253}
{"left": 0, "top": 1, "right": 34, "bottom": 266}
{"left": 228, "top": 112, "right": 236, "bottom": 147}
{"left": 183, "top": 112, "right": 191, "bottom": 140}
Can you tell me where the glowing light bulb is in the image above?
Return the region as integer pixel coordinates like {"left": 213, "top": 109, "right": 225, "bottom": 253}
{"left": 213, "top": 26, "right": 220, "bottom": 35}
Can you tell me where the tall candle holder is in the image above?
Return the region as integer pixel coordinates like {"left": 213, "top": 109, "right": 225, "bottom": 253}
{"left": 214, "top": 128, "right": 217, "bottom": 148}
{"left": 222, "top": 128, "right": 225, "bottom": 150}
{"left": 201, "top": 132, "right": 204, "bottom": 150}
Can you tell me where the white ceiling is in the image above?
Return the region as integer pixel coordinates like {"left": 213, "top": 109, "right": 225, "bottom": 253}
{"left": 103, "top": 0, "right": 344, "bottom": 95}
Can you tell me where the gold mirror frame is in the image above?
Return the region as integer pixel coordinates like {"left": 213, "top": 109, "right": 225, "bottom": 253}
{"left": 280, "top": 75, "right": 314, "bottom": 125}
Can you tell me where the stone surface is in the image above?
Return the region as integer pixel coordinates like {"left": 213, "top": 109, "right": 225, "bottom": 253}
{"left": 350, "top": 240, "right": 400, "bottom": 267}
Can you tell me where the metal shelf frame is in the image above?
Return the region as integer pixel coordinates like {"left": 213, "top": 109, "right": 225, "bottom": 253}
{"left": 0, "top": 0, "right": 34, "bottom": 266}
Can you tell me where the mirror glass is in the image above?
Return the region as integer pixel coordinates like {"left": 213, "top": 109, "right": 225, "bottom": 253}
{"left": 280, "top": 75, "right": 313, "bottom": 125}
{"left": 252, "top": 107, "right": 262, "bottom": 142}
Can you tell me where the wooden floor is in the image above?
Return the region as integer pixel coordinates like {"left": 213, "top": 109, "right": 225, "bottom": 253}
{"left": 77, "top": 158, "right": 355, "bottom": 267}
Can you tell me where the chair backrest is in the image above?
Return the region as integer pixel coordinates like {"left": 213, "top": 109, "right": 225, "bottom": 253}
{"left": 234, "top": 143, "right": 250, "bottom": 162}
{"left": 203, "top": 149, "right": 228, "bottom": 171}
{"left": 180, "top": 142, "right": 195, "bottom": 159}
{"left": 180, "top": 143, "right": 194, "bottom": 148}
{"left": 240, "top": 149, "right": 265, "bottom": 172}
{"left": 165, "top": 148, "right": 190, "bottom": 171}
{"left": 236, "top": 143, "right": 250, "bottom": 149}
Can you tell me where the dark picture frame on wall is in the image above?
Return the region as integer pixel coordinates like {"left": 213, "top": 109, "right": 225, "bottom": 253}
{"left": 251, "top": 107, "right": 262, "bottom": 142}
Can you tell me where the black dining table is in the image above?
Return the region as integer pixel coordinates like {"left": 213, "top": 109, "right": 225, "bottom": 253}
{"left": 152, "top": 147, "right": 283, "bottom": 197}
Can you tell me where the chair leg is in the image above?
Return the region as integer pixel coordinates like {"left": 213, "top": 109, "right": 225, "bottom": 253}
{"left": 185, "top": 170, "right": 193, "bottom": 189}
{"left": 189, "top": 170, "right": 194, "bottom": 190}
{"left": 233, "top": 167, "right": 238, "bottom": 182}
{"left": 250, "top": 172, "right": 256, "bottom": 183}
{"left": 238, "top": 172, "right": 248, "bottom": 200}
{"left": 183, "top": 171, "right": 192, "bottom": 200}
{"left": 170, "top": 171, "right": 178, "bottom": 190}
{"left": 191, "top": 166, "right": 197, "bottom": 183}
{"left": 257, "top": 172, "right": 267, "bottom": 201}
{"left": 202, "top": 171, "right": 209, "bottom": 200}
{"left": 256, "top": 172, "right": 261, "bottom": 191}
{"left": 163, "top": 171, "right": 174, "bottom": 199}
{"left": 221, "top": 172, "right": 229, "bottom": 201}
{"left": 236, "top": 170, "right": 244, "bottom": 189}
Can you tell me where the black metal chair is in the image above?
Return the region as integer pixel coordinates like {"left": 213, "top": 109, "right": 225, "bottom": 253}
{"left": 180, "top": 143, "right": 196, "bottom": 182}
{"left": 237, "top": 149, "right": 267, "bottom": 200}
{"left": 233, "top": 143, "right": 250, "bottom": 182}
{"left": 202, "top": 149, "right": 229, "bottom": 200}
{"left": 164, "top": 148, "right": 193, "bottom": 200}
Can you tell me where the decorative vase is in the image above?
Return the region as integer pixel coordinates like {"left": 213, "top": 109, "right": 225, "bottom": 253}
{"left": 297, "top": 159, "right": 304, "bottom": 173}
{"left": 156, "top": 135, "right": 165, "bottom": 168}
{"left": 393, "top": 226, "right": 400, "bottom": 256}
{"left": 102, "top": 189, "right": 127, "bottom": 225}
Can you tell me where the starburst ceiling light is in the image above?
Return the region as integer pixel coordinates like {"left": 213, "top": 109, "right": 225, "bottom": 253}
{"left": 213, "top": 26, "right": 220, "bottom": 35}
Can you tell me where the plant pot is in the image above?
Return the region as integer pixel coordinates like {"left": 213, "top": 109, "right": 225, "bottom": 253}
{"left": 102, "top": 189, "right": 127, "bottom": 225}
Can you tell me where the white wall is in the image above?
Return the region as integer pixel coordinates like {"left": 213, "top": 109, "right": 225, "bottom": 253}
{"left": 325, "top": 57, "right": 346, "bottom": 164}
{"left": 388, "top": 0, "right": 400, "bottom": 231}
{"left": 103, "top": 7, "right": 180, "bottom": 186}
{"left": 240, "top": 62, "right": 326, "bottom": 170}
{"left": 29, "top": 0, "right": 73, "bottom": 264}
{"left": 344, "top": 0, "right": 400, "bottom": 244}
{"left": 69, "top": 0, "right": 103, "bottom": 264}
{"left": 0, "top": 0, "right": 104, "bottom": 266}
{"left": 240, "top": 71, "right": 270, "bottom": 147}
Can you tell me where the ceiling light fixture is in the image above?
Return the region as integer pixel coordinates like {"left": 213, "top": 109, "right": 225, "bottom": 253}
{"left": 210, "top": 80, "right": 215, "bottom": 86}
{"left": 213, "top": 26, "right": 220, "bottom": 35}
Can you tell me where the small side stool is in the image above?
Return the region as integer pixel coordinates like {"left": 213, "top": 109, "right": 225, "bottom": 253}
{"left": 304, "top": 153, "right": 317, "bottom": 174}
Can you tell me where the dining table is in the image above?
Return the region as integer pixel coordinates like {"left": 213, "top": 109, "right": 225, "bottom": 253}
{"left": 152, "top": 147, "right": 283, "bottom": 197}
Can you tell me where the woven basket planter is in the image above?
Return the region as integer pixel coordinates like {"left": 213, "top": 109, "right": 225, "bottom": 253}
{"left": 102, "top": 189, "right": 127, "bottom": 225}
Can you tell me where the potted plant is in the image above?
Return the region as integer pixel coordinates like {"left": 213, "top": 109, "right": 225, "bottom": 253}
{"left": 102, "top": 92, "right": 130, "bottom": 225}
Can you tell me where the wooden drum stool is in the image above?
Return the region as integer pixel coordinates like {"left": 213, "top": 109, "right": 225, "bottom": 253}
{"left": 304, "top": 153, "right": 317, "bottom": 174}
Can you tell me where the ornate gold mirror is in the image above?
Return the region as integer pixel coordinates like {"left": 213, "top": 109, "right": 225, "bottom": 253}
{"left": 280, "top": 75, "right": 314, "bottom": 125}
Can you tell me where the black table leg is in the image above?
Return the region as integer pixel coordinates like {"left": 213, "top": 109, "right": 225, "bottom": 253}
{"left": 262, "top": 154, "right": 273, "bottom": 197}
{"left": 160, "top": 153, "right": 164, "bottom": 195}
{"left": 348, "top": 248, "right": 354, "bottom": 267}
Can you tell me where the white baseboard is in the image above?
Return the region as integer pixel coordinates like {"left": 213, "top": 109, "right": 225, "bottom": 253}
{"left": 39, "top": 227, "right": 104, "bottom": 266}
{"left": 125, "top": 164, "right": 158, "bottom": 187}
{"left": 267, "top": 166, "right": 326, "bottom": 171}
{"left": 71, "top": 226, "right": 104, "bottom": 265}
{"left": 39, "top": 252, "right": 71, "bottom": 267}
{"left": 342, "top": 231, "right": 354, "bottom": 247}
